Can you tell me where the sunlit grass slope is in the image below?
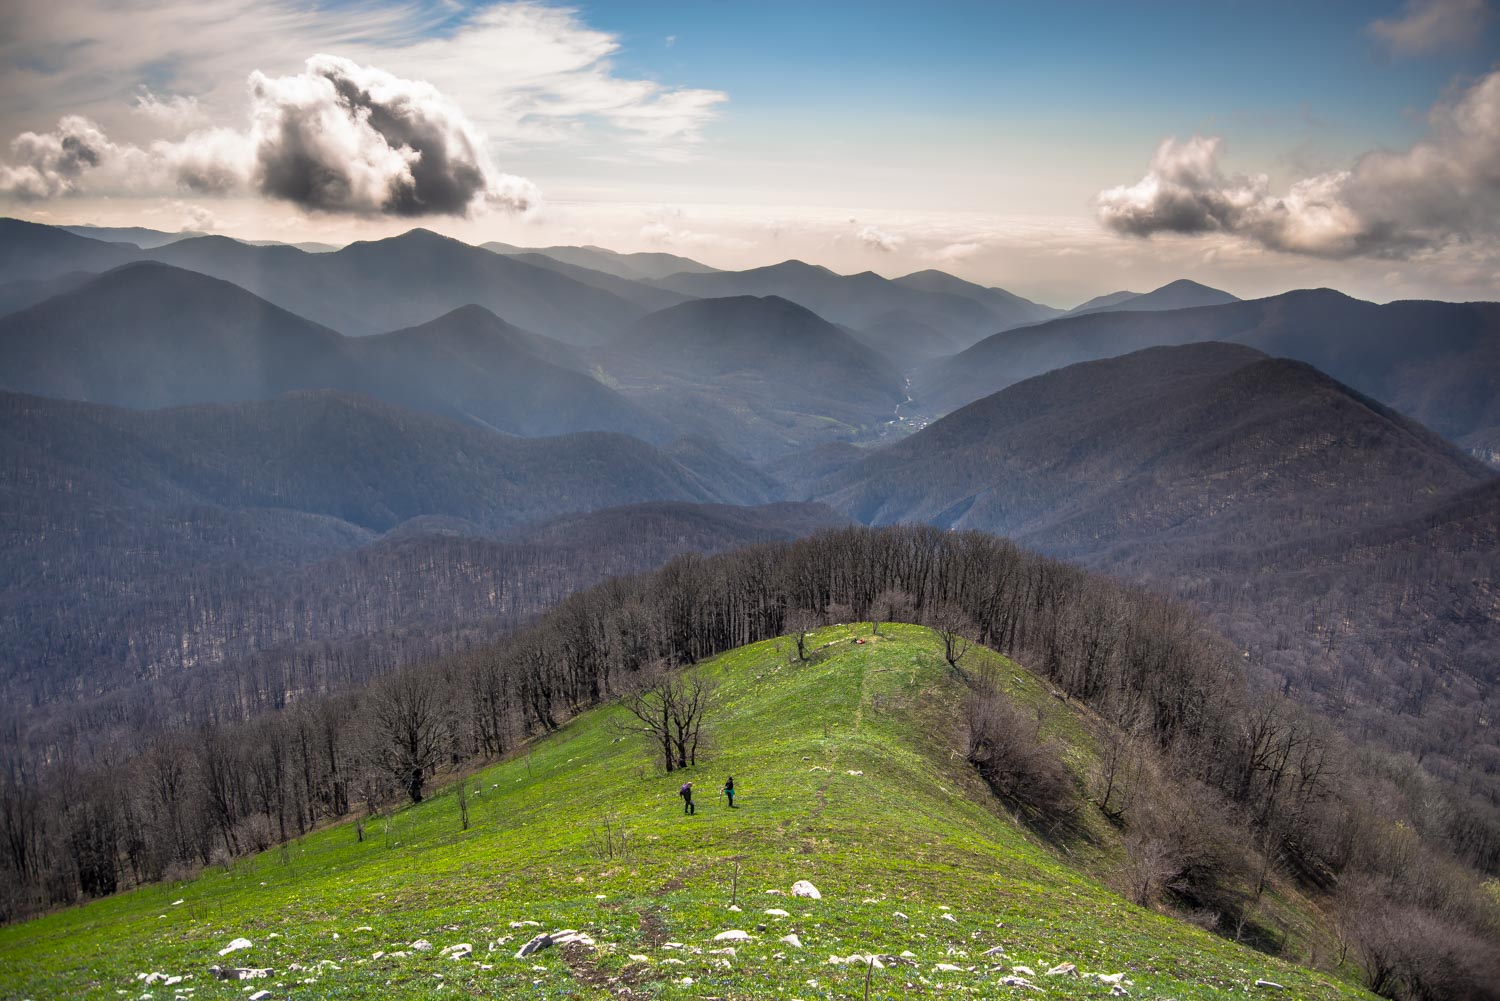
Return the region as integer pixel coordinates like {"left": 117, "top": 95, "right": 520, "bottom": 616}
{"left": 0, "top": 625, "right": 1369, "bottom": 1000}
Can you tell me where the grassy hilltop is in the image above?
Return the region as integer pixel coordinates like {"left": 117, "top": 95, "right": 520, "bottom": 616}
{"left": 0, "top": 625, "right": 1369, "bottom": 1000}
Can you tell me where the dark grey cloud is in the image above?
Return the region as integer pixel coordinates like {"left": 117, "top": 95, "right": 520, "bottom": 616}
{"left": 247, "top": 55, "right": 536, "bottom": 217}
{"left": 1096, "top": 70, "right": 1500, "bottom": 258}
{"left": 0, "top": 116, "right": 113, "bottom": 199}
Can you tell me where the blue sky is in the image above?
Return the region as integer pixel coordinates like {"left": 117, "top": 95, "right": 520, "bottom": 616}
{"left": 1, "top": 0, "right": 1496, "bottom": 303}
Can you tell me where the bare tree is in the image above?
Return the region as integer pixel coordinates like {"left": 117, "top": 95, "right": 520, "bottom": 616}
{"left": 618, "top": 671, "right": 717, "bottom": 773}
{"left": 925, "top": 602, "right": 974, "bottom": 669}
{"left": 870, "top": 589, "right": 914, "bottom": 635}
{"left": 368, "top": 670, "right": 448, "bottom": 804}
{"left": 785, "top": 608, "right": 819, "bottom": 661}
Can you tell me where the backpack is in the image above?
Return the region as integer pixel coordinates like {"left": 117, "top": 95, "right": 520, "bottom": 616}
{"left": 680, "top": 783, "right": 691, "bottom": 798}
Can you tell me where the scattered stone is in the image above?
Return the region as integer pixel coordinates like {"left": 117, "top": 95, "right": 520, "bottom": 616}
{"left": 941, "top": 913, "right": 957, "bottom": 923}
{"left": 207, "top": 966, "right": 269, "bottom": 981}
{"left": 354, "top": 925, "right": 373, "bottom": 932}
{"left": 627, "top": 954, "right": 649, "bottom": 963}
{"left": 934, "top": 963, "right": 964, "bottom": 972}
{"left": 781, "top": 934, "right": 802, "bottom": 948}
{"left": 440, "top": 943, "right": 472, "bottom": 959}
{"left": 513, "top": 929, "right": 595, "bottom": 958}
{"left": 372, "top": 951, "right": 385, "bottom": 960}
{"left": 1046, "top": 962, "right": 1077, "bottom": 976}
{"left": 999, "top": 974, "right": 1035, "bottom": 988}
{"left": 411, "top": 940, "right": 433, "bottom": 951}
{"left": 1095, "top": 972, "right": 1127, "bottom": 985}
{"left": 727, "top": 904, "right": 742, "bottom": 912}
{"left": 709, "top": 947, "right": 737, "bottom": 957}
{"left": 1255, "top": 980, "right": 1287, "bottom": 991}
{"left": 847, "top": 770, "right": 864, "bottom": 776}
{"left": 893, "top": 911, "right": 909, "bottom": 921}
{"left": 217, "top": 938, "right": 252, "bottom": 957}
{"left": 1110, "top": 986, "right": 1129, "bottom": 997}
{"left": 1013, "top": 965, "right": 1036, "bottom": 976}
{"left": 764, "top": 908, "right": 790, "bottom": 917}
{"left": 791, "top": 880, "right": 822, "bottom": 900}
{"left": 662, "top": 958, "right": 685, "bottom": 966}
{"left": 714, "top": 930, "right": 753, "bottom": 942}
{"left": 509, "top": 920, "right": 541, "bottom": 928}
{"left": 248, "top": 992, "right": 271, "bottom": 1001}
{"left": 982, "top": 945, "right": 1007, "bottom": 957}
{"left": 171, "top": 900, "right": 184, "bottom": 907}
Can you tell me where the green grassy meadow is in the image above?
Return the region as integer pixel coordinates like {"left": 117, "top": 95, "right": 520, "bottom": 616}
{"left": 0, "top": 625, "right": 1371, "bottom": 1000}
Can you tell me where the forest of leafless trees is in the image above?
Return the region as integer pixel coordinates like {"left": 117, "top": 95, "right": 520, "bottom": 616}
{"left": 2, "top": 526, "right": 1496, "bottom": 999}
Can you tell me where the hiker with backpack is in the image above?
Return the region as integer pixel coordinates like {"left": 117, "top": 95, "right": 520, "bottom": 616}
{"left": 722, "top": 776, "right": 736, "bottom": 808}
{"left": 680, "top": 780, "right": 695, "bottom": 815}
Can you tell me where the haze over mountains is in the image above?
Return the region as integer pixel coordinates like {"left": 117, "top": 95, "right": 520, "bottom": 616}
{"left": 1, "top": 214, "right": 1497, "bottom": 810}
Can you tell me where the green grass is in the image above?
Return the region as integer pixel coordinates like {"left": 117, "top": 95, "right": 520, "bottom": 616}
{"left": 0, "top": 625, "right": 1371, "bottom": 1000}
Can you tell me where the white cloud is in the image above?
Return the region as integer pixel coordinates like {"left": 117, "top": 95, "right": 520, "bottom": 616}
{"left": 247, "top": 55, "right": 535, "bottom": 215}
{"left": 1095, "top": 69, "right": 1500, "bottom": 258}
{"left": 0, "top": 56, "right": 539, "bottom": 217}
{"left": 1370, "top": 0, "right": 1489, "bottom": 55}
{"left": 133, "top": 92, "right": 210, "bottom": 133}
{"left": 0, "top": 0, "right": 728, "bottom": 210}
{"left": 855, "top": 223, "right": 903, "bottom": 253}
{"left": 0, "top": 116, "right": 114, "bottom": 200}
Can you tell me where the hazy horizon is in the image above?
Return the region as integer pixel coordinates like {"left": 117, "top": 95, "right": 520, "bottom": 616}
{"left": 3, "top": 0, "right": 1498, "bottom": 305}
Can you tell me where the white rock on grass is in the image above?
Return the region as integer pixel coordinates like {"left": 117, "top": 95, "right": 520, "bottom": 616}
{"left": 982, "top": 945, "right": 1006, "bottom": 957}
{"left": 941, "top": 913, "right": 957, "bottom": 923}
{"left": 217, "top": 938, "right": 253, "bottom": 956}
{"left": 514, "top": 929, "right": 595, "bottom": 959}
{"left": 780, "top": 934, "right": 802, "bottom": 948}
{"left": 790, "top": 880, "right": 821, "bottom": 900}
{"left": 1046, "top": 962, "right": 1077, "bottom": 976}
{"left": 208, "top": 966, "right": 269, "bottom": 981}
{"left": 411, "top": 939, "right": 433, "bottom": 951}
{"left": 440, "top": 943, "right": 472, "bottom": 959}
{"left": 1255, "top": 980, "right": 1287, "bottom": 991}
{"left": 714, "top": 930, "right": 753, "bottom": 942}
{"left": 1013, "top": 965, "right": 1036, "bottom": 976}
{"left": 248, "top": 992, "right": 272, "bottom": 1001}
{"left": 765, "top": 908, "right": 790, "bottom": 917}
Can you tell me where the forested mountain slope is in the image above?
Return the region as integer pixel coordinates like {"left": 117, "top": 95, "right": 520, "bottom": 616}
{"left": 0, "top": 390, "right": 784, "bottom": 710}
{"left": 817, "top": 344, "right": 1500, "bottom": 802}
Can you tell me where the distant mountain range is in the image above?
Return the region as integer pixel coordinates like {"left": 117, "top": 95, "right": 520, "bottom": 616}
{"left": 597, "top": 294, "right": 907, "bottom": 459}
{"left": 0, "top": 262, "right": 667, "bottom": 439}
{"left": 483, "top": 240, "right": 719, "bottom": 281}
{"left": 916, "top": 288, "right": 1500, "bottom": 444}
{"left": 1064, "top": 278, "right": 1238, "bottom": 316}
{"left": 651, "top": 259, "right": 1059, "bottom": 357}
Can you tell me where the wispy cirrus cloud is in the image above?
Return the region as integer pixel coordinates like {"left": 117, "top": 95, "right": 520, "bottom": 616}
{"left": 1369, "top": 0, "right": 1490, "bottom": 55}
{"left": 1095, "top": 69, "right": 1500, "bottom": 258}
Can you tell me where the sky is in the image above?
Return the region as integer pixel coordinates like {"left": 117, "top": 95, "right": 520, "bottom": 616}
{"left": 1, "top": 0, "right": 1497, "bottom": 306}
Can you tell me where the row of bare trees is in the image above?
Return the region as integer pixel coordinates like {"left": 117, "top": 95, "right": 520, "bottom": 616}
{"left": 2, "top": 526, "right": 1497, "bottom": 998}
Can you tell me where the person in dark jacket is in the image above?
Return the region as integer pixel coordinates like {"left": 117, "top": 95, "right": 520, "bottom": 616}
{"left": 679, "top": 781, "right": 695, "bottom": 815}
{"left": 722, "top": 776, "right": 736, "bottom": 808}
